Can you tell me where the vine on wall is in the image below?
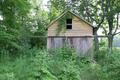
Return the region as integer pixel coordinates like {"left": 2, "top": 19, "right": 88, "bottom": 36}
{"left": 56, "top": 12, "right": 73, "bottom": 35}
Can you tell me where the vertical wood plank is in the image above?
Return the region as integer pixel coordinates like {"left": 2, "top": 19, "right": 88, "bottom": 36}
{"left": 47, "top": 37, "right": 93, "bottom": 56}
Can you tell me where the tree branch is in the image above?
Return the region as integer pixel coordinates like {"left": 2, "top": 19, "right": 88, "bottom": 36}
{"left": 113, "top": 13, "right": 119, "bottom": 34}
{"left": 96, "top": 0, "right": 105, "bottom": 30}
{"left": 96, "top": 16, "right": 104, "bottom": 30}
{"left": 101, "top": 26, "right": 108, "bottom": 35}
{"left": 114, "top": 31, "right": 120, "bottom": 35}
{"left": 86, "top": 0, "right": 105, "bottom": 31}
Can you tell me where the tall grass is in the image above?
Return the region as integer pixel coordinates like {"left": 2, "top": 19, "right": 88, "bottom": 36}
{"left": 0, "top": 47, "right": 120, "bottom": 80}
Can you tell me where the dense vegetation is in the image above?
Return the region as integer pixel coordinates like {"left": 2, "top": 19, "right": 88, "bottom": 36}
{"left": 0, "top": 0, "right": 120, "bottom": 80}
{"left": 0, "top": 47, "right": 120, "bottom": 80}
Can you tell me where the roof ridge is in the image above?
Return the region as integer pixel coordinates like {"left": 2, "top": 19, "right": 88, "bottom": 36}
{"left": 47, "top": 10, "right": 94, "bottom": 29}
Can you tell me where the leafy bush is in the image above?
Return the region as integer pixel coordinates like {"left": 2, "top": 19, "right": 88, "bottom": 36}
{"left": 95, "top": 48, "right": 120, "bottom": 80}
{"left": 0, "top": 47, "right": 120, "bottom": 80}
{"left": 48, "top": 47, "right": 81, "bottom": 80}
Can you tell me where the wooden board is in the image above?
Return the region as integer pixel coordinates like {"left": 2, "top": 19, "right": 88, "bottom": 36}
{"left": 48, "top": 16, "right": 93, "bottom": 36}
{"left": 47, "top": 37, "right": 93, "bottom": 56}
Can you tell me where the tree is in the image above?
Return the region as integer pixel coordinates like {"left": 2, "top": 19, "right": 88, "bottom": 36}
{"left": 0, "top": 0, "right": 31, "bottom": 54}
{"left": 101, "top": 0, "right": 120, "bottom": 52}
{"left": 28, "top": 0, "right": 49, "bottom": 48}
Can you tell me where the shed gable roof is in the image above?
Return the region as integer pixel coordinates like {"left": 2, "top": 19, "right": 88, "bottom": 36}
{"left": 47, "top": 10, "right": 94, "bottom": 29}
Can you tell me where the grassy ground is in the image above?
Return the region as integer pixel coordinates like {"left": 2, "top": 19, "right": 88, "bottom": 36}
{"left": 0, "top": 47, "right": 120, "bottom": 80}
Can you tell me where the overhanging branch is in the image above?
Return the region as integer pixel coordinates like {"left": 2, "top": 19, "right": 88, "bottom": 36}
{"left": 114, "top": 31, "right": 120, "bottom": 35}
{"left": 101, "top": 26, "right": 108, "bottom": 35}
{"left": 113, "top": 13, "right": 119, "bottom": 34}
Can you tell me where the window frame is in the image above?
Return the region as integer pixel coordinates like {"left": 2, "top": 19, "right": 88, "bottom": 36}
{"left": 66, "top": 19, "right": 72, "bottom": 29}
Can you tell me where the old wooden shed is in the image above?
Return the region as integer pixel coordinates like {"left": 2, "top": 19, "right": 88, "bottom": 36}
{"left": 47, "top": 11, "right": 94, "bottom": 55}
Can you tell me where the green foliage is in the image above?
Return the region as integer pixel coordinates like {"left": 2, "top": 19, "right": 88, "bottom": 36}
{"left": 95, "top": 48, "right": 120, "bottom": 80}
{"left": 0, "top": 47, "right": 120, "bottom": 80}
{"left": 56, "top": 12, "right": 73, "bottom": 35}
{"left": 0, "top": 0, "right": 31, "bottom": 54}
{"left": 28, "top": 1, "right": 48, "bottom": 48}
{"left": 48, "top": 47, "right": 81, "bottom": 80}
{"left": 0, "top": 0, "right": 47, "bottom": 53}
{"left": 1, "top": 0, "right": 120, "bottom": 80}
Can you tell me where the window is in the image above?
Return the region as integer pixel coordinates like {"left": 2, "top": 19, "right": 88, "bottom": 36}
{"left": 66, "top": 19, "right": 72, "bottom": 29}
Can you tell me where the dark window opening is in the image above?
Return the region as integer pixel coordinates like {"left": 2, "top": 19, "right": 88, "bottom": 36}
{"left": 66, "top": 19, "right": 72, "bottom": 24}
{"left": 66, "top": 25, "right": 72, "bottom": 29}
{"left": 66, "top": 19, "right": 72, "bottom": 29}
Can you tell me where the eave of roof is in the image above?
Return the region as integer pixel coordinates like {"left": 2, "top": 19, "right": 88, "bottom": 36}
{"left": 47, "top": 10, "right": 94, "bottom": 30}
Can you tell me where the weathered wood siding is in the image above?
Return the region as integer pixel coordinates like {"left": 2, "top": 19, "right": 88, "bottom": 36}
{"left": 48, "top": 16, "right": 93, "bottom": 36}
{"left": 47, "top": 37, "right": 93, "bottom": 55}
{"left": 47, "top": 14, "right": 93, "bottom": 55}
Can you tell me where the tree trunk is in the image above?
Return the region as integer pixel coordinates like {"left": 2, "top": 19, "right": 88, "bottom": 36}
{"left": 94, "top": 31, "right": 99, "bottom": 51}
{"left": 108, "top": 35, "right": 113, "bottom": 53}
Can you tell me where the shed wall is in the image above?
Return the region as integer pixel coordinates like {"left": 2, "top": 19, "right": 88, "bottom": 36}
{"left": 48, "top": 16, "right": 93, "bottom": 36}
{"left": 47, "top": 37, "right": 93, "bottom": 55}
{"left": 47, "top": 15, "right": 93, "bottom": 55}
